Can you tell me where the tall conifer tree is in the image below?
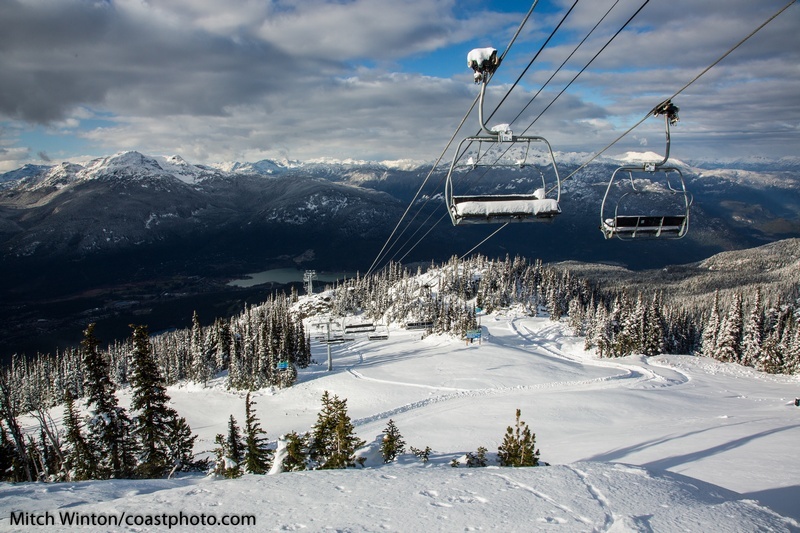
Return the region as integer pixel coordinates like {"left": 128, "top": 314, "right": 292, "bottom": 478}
{"left": 82, "top": 323, "right": 136, "bottom": 479}
{"left": 243, "top": 392, "right": 273, "bottom": 474}
{"left": 129, "top": 324, "right": 197, "bottom": 478}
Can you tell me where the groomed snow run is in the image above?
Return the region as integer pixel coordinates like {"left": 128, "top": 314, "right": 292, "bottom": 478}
{"left": 3, "top": 312, "right": 799, "bottom": 532}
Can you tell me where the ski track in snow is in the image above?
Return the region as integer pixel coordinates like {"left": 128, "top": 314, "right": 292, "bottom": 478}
{"left": 563, "top": 465, "right": 616, "bottom": 532}
{"left": 487, "top": 471, "right": 595, "bottom": 528}
{"left": 347, "top": 317, "right": 689, "bottom": 429}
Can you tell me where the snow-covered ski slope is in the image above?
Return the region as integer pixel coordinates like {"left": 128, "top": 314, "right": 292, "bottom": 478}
{"left": 3, "top": 312, "right": 799, "bottom": 532}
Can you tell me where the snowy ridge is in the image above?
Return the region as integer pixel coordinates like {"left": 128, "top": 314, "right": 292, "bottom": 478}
{"left": 0, "top": 462, "right": 791, "bottom": 532}
{"left": 3, "top": 150, "right": 797, "bottom": 190}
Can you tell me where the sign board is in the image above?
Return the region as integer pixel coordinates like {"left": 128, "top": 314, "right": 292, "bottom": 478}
{"left": 278, "top": 361, "right": 289, "bottom": 370}
{"left": 466, "top": 329, "right": 482, "bottom": 339}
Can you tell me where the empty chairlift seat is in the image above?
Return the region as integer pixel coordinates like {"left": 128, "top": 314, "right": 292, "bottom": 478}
{"left": 599, "top": 100, "right": 691, "bottom": 240}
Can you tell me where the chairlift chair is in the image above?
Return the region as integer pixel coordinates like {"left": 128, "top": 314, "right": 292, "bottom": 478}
{"left": 600, "top": 100, "right": 692, "bottom": 240}
{"left": 368, "top": 324, "right": 389, "bottom": 341}
{"left": 446, "top": 48, "right": 562, "bottom": 226}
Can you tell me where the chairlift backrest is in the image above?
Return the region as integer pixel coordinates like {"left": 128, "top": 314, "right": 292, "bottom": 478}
{"left": 600, "top": 100, "right": 691, "bottom": 240}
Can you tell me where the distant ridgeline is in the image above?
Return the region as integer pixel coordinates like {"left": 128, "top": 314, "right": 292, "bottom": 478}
{"left": 2, "top": 249, "right": 799, "bottom": 417}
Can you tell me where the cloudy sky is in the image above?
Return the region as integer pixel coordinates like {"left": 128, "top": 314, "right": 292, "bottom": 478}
{"left": 1, "top": 0, "right": 798, "bottom": 172}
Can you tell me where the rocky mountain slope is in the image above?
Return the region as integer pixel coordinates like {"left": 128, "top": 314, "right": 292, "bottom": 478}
{"left": 0, "top": 150, "right": 797, "bottom": 358}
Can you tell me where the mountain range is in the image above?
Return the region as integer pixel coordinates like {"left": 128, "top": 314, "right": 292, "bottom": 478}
{"left": 1, "top": 150, "right": 798, "bottom": 358}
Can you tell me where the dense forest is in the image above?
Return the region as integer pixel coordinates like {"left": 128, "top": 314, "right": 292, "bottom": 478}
{"left": 1, "top": 251, "right": 798, "bottom": 482}
{"left": 3, "top": 253, "right": 799, "bottom": 415}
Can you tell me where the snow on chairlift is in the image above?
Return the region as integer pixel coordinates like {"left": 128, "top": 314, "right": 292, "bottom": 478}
{"left": 446, "top": 48, "right": 561, "bottom": 226}
{"left": 600, "top": 100, "right": 692, "bottom": 240}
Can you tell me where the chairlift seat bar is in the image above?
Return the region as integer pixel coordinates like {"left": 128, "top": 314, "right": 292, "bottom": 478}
{"left": 602, "top": 215, "right": 687, "bottom": 237}
{"left": 344, "top": 323, "right": 376, "bottom": 333}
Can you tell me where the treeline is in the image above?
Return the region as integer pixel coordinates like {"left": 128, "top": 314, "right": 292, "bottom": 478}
{"left": 326, "top": 255, "right": 588, "bottom": 332}
{"left": 572, "top": 284, "right": 799, "bottom": 374}
{"left": 3, "top": 293, "right": 312, "bottom": 415}
{"left": 0, "top": 324, "right": 201, "bottom": 482}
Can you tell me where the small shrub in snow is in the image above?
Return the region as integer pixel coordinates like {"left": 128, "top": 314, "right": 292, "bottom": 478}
{"left": 410, "top": 445, "right": 431, "bottom": 463}
{"left": 497, "top": 409, "right": 540, "bottom": 467}
{"left": 380, "top": 419, "right": 406, "bottom": 463}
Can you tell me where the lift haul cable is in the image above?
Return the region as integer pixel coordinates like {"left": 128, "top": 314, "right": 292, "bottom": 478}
{"left": 365, "top": 1, "right": 540, "bottom": 276}
{"left": 555, "top": 0, "right": 798, "bottom": 191}
{"left": 487, "top": 0, "right": 580, "bottom": 130}
{"left": 524, "top": 0, "right": 651, "bottom": 135}
{"left": 509, "top": 0, "right": 622, "bottom": 129}
{"left": 447, "top": 0, "right": 621, "bottom": 219}
{"left": 459, "top": 223, "right": 510, "bottom": 260}
{"left": 386, "top": 2, "right": 584, "bottom": 264}
{"left": 440, "top": 0, "right": 582, "bottom": 208}
{"left": 376, "top": 0, "right": 796, "bottom": 269}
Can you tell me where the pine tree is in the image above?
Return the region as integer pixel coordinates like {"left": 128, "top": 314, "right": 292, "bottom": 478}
{"left": 309, "top": 391, "right": 365, "bottom": 469}
{"left": 591, "top": 305, "right": 612, "bottom": 358}
{"left": 165, "top": 415, "right": 202, "bottom": 475}
{"left": 212, "top": 434, "right": 228, "bottom": 477}
{"left": 81, "top": 323, "right": 136, "bottom": 479}
{"left": 243, "top": 392, "right": 273, "bottom": 474}
{"left": 0, "top": 426, "right": 16, "bottom": 482}
{"left": 281, "top": 431, "right": 309, "bottom": 472}
{"left": 717, "top": 293, "right": 744, "bottom": 363}
{"left": 466, "top": 446, "right": 488, "bottom": 467}
{"left": 61, "top": 390, "right": 95, "bottom": 481}
{"left": 700, "top": 291, "right": 721, "bottom": 359}
{"left": 741, "top": 290, "right": 764, "bottom": 367}
{"left": 758, "top": 331, "right": 784, "bottom": 374}
{"left": 190, "top": 311, "right": 214, "bottom": 385}
{"left": 129, "top": 324, "right": 197, "bottom": 478}
{"left": 0, "top": 373, "right": 33, "bottom": 482}
{"left": 497, "top": 409, "right": 540, "bottom": 467}
{"left": 380, "top": 419, "right": 406, "bottom": 463}
{"left": 225, "top": 415, "right": 245, "bottom": 478}
{"left": 642, "top": 294, "right": 665, "bottom": 356}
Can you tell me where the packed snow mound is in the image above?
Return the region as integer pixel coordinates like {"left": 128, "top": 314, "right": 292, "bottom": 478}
{"left": 1, "top": 462, "right": 792, "bottom": 532}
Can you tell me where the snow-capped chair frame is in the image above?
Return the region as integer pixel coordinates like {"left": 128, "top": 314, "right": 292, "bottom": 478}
{"left": 600, "top": 100, "right": 692, "bottom": 240}
{"left": 446, "top": 48, "right": 562, "bottom": 226}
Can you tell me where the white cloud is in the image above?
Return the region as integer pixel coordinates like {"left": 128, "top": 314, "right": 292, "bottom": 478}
{"left": 1, "top": 0, "right": 798, "bottom": 168}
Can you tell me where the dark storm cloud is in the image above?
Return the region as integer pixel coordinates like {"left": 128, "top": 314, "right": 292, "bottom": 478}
{"left": 0, "top": 0, "right": 312, "bottom": 122}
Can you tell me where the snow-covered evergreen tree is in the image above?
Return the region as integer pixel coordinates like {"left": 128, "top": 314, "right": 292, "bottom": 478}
{"left": 642, "top": 293, "right": 665, "bottom": 356}
{"left": 190, "top": 311, "right": 214, "bottom": 386}
{"left": 61, "top": 390, "right": 94, "bottom": 481}
{"left": 81, "top": 324, "right": 136, "bottom": 479}
{"left": 309, "top": 391, "right": 365, "bottom": 469}
{"left": 213, "top": 415, "right": 245, "bottom": 478}
{"left": 243, "top": 392, "right": 273, "bottom": 474}
{"left": 741, "top": 290, "right": 764, "bottom": 367}
{"left": 700, "top": 291, "right": 721, "bottom": 359}
{"left": 716, "top": 293, "right": 744, "bottom": 363}
{"left": 129, "top": 324, "right": 197, "bottom": 478}
{"left": 0, "top": 373, "right": 33, "bottom": 482}
{"left": 280, "top": 431, "right": 309, "bottom": 472}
